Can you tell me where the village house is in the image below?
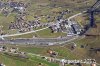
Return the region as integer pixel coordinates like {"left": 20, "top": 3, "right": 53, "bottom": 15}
{"left": 10, "top": 47, "right": 18, "bottom": 53}
{"left": 0, "top": 46, "right": 6, "bottom": 52}
{"left": 0, "top": 63, "right": 6, "bottom": 66}
{"left": 47, "top": 50, "right": 58, "bottom": 58}
{"left": 91, "top": 63, "right": 96, "bottom": 66}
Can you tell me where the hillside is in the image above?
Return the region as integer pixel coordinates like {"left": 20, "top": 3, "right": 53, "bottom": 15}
{"left": 0, "top": 0, "right": 100, "bottom": 66}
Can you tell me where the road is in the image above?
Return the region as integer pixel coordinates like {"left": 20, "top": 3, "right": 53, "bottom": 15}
{"left": 0, "top": 11, "right": 85, "bottom": 38}
{"left": 0, "top": 27, "right": 49, "bottom": 38}
{"left": 67, "top": 11, "right": 86, "bottom": 25}
{"left": 68, "top": 11, "right": 86, "bottom": 21}
{"left": 0, "top": 35, "right": 78, "bottom": 45}
{"left": 0, "top": 11, "right": 85, "bottom": 45}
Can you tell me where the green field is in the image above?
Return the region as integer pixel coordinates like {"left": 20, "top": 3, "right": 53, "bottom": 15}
{"left": 0, "top": 43, "right": 99, "bottom": 66}
{"left": 0, "top": 44, "right": 89, "bottom": 60}
{"left": 0, "top": 0, "right": 96, "bottom": 33}
{"left": 0, "top": 0, "right": 100, "bottom": 66}
{"left": 0, "top": 52, "right": 59, "bottom": 66}
{"left": 5, "top": 28, "right": 66, "bottom": 39}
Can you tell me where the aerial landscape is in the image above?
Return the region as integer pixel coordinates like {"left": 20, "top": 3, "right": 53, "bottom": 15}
{"left": 0, "top": 0, "right": 100, "bottom": 66}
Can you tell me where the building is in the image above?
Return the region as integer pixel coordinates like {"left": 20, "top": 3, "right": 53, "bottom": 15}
{"left": 91, "top": 63, "right": 96, "bottom": 66}
{"left": 71, "top": 24, "right": 82, "bottom": 34}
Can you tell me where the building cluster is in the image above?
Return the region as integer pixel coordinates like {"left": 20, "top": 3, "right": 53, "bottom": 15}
{"left": 48, "top": 9, "right": 83, "bottom": 35}
{"left": 0, "top": 0, "right": 83, "bottom": 36}
{"left": 49, "top": 18, "right": 82, "bottom": 35}
{"left": 9, "top": 14, "right": 46, "bottom": 32}
{"left": 70, "top": 23, "right": 82, "bottom": 35}
{"left": 49, "top": 19, "right": 68, "bottom": 33}
{"left": 0, "top": 45, "right": 27, "bottom": 58}
{"left": 0, "top": 0, "right": 26, "bottom": 15}
{"left": 0, "top": 45, "right": 17, "bottom": 53}
{"left": 66, "top": 20, "right": 83, "bottom": 36}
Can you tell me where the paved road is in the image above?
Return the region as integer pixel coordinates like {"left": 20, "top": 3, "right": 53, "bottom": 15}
{"left": 0, "top": 11, "right": 85, "bottom": 45}
{"left": 0, "top": 35, "right": 78, "bottom": 45}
